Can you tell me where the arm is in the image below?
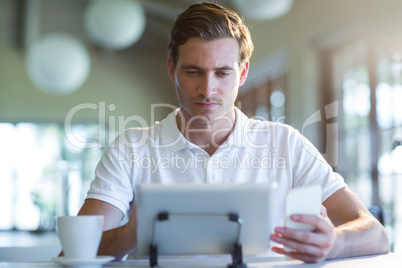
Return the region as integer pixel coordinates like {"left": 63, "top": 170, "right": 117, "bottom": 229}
{"left": 271, "top": 187, "right": 390, "bottom": 263}
{"left": 78, "top": 199, "right": 137, "bottom": 260}
{"left": 324, "top": 187, "right": 389, "bottom": 258}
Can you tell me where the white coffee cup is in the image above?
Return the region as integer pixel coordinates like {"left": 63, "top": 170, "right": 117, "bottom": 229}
{"left": 57, "top": 215, "right": 104, "bottom": 259}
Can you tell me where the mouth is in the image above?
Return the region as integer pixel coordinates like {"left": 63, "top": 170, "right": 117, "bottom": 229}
{"left": 195, "top": 102, "right": 219, "bottom": 108}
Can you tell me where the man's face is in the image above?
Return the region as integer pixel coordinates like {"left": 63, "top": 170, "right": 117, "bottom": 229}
{"left": 168, "top": 37, "right": 248, "bottom": 125}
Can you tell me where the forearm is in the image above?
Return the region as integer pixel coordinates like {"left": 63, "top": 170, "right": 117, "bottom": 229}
{"left": 328, "top": 217, "right": 390, "bottom": 260}
{"left": 98, "top": 223, "right": 137, "bottom": 260}
{"left": 76, "top": 199, "right": 137, "bottom": 260}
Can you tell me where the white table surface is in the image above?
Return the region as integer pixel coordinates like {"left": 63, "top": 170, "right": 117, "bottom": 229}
{"left": 0, "top": 253, "right": 400, "bottom": 268}
{"left": 0, "top": 231, "right": 61, "bottom": 262}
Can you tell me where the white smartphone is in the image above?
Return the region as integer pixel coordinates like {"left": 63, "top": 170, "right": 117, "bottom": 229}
{"left": 284, "top": 184, "right": 322, "bottom": 252}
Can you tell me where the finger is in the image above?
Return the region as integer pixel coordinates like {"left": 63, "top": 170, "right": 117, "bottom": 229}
{"left": 271, "top": 232, "right": 330, "bottom": 255}
{"left": 272, "top": 246, "right": 319, "bottom": 262}
{"left": 290, "top": 214, "right": 333, "bottom": 233}
{"left": 271, "top": 246, "right": 325, "bottom": 263}
{"left": 320, "top": 205, "right": 328, "bottom": 217}
{"left": 273, "top": 227, "right": 332, "bottom": 249}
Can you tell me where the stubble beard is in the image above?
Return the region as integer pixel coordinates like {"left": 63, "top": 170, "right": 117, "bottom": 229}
{"left": 176, "top": 90, "right": 225, "bottom": 126}
{"left": 191, "top": 99, "right": 229, "bottom": 125}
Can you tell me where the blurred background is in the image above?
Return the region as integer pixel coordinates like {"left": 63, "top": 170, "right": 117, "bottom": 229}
{"left": 1, "top": 0, "right": 402, "bottom": 258}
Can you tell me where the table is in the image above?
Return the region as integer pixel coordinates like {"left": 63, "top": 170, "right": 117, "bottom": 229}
{"left": 0, "top": 231, "right": 61, "bottom": 262}
{"left": 0, "top": 253, "right": 401, "bottom": 267}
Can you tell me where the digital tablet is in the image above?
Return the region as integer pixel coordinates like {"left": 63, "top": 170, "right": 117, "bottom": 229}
{"left": 136, "top": 183, "right": 277, "bottom": 256}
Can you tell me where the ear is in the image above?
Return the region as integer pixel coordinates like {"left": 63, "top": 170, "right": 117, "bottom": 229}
{"left": 239, "top": 61, "right": 249, "bottom": 87}
{"left": 167, "top": 58, "right": 176, "bottom": 84}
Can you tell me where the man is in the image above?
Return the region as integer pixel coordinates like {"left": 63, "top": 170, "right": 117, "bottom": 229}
{"left": 77, "top": 2, "right": 389, "bottom": 263}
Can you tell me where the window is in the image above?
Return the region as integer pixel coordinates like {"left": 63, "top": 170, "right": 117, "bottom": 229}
{"left": 326, "top": 39, "right": 402, "bottom": 251}
{"left": 236, "top": 50, "right": 288, "bottom": 122}
{"left": 0, "top": 123, "right": 104, "bottom": 231}
{"left": 236, "top": 74, "right": 287, "bottom": 122}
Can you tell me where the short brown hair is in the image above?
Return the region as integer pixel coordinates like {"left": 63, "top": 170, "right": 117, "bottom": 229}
{"left": 168, "top": 2, "right": 254, "bottom": 68}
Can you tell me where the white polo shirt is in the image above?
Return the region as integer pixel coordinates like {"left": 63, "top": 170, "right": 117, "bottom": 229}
{"left": 87, "top": 107, "right": 346, "bottom": 229}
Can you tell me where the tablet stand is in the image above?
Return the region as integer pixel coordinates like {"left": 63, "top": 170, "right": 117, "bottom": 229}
{"left": 149, "top": 212, "right": 247, "bottom": 268}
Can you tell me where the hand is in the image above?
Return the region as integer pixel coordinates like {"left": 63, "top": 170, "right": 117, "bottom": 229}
{"left": 270, "top": 205, "right": 335, "bottom": 263}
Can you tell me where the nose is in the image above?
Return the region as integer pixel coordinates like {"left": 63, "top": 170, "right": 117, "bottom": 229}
{"left": 198, "top": 74, "right": 217, "bottom": 98}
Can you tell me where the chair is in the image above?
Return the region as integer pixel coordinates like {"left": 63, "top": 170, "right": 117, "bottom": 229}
{"left": 369, "top": 205, "right": 384, "bottom": 225}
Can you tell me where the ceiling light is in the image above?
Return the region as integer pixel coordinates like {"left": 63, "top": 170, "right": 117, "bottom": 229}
{"left": 84, "top": 0, "right": 146, "bottom": 50}
{"left": 232, "top": 0, "right": 294, "bottom": 21}
{"left": 26, "top": 33, "right": 91, "bottom": 95}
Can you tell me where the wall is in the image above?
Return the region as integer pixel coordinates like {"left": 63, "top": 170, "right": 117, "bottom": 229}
{"left": 1, "top": 0, "right": 402, "bottom": 146}
{"left": 243, "top": 0, "right": 402, "bottom": 146}
{"left": 0, "top": 43, "right": 176, "bottom": 126}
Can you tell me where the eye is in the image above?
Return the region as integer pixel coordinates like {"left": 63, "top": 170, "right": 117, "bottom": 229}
{"left": 185, "top": 70, "right": 198, "bottom": 76}
{"left": 217, "top": 71, "right": 230, "bottom": 77}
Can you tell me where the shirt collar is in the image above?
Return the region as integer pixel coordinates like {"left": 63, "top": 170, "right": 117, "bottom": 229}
{"left": 160, "top": 107, "right": 250, "bottom": 154}
{"left": 226, "top": 106, "right": 250, "bottom": 148}
{"left": 160, "top": 109, "right": 190, "bottom": 154}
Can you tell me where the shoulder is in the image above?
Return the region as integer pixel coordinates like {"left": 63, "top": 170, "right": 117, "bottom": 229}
{"left": 242, "top": 117, "right": 302, "bottom": 143}
{"left": 113, "top": 123, "right": 163, "bottom": 149}
{"left": 235, "top": 108, "right": 298, "bottom": 137}
{"left": 247, "top": 119, "right": 297, "bottom": 132}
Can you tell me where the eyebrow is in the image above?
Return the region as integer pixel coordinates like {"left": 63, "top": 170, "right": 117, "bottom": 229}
{"left": 180, "top": 65, "right": 235, "bottom": 71}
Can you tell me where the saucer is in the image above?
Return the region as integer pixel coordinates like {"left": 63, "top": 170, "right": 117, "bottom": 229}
{"left": 52, "top": 256, "right": 115, "bottom": 267}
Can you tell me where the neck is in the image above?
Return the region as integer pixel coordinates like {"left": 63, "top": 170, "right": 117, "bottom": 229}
{"left": 176, "top": 108, "right": 236, "bottom": 156}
